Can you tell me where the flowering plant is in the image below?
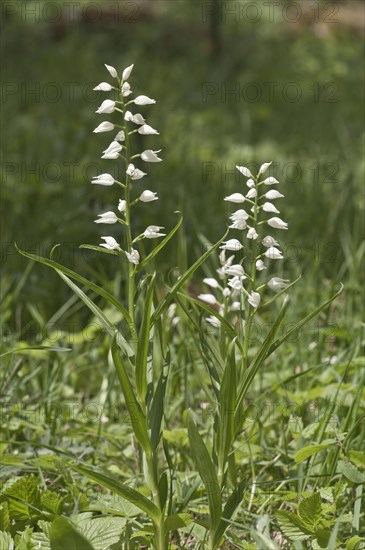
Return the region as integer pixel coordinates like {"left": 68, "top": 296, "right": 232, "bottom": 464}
{"left": 17, "top": 63, "right": 343, "bottom": 549}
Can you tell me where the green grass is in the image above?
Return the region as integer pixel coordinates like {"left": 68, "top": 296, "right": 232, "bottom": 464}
{"left": 1, "top": 1, "right": 364, "bottom": 548}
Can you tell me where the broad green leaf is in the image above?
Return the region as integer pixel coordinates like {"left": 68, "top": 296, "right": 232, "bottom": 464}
{"left": 187, "top": 412, "right": 222, "bottom": 533}
{"left": 135, "top": 273, "right": 155, "bottom": 402}
{"left": 151, "top": 229, "right": 229, "bottom": 326}
{"left": 298, "top": 493, "right": 322, "bottom": 530}
{"left": 137, "top": 212, "right": 183, "bottom": 271}
{"left": 276, "top": 510, "right": 312, "bottom": 540}
{"left": 338, "top": 460, "right": 365, "bottom": 484}
{"left": 70, "top": 515, "right": 126, "bottom": 550}
{"left": 73, "top": 465, "right": 160, "bottom": 523}
{"left": 268, "top": 284, "right": 344, "bottom": 355}
{"left": 165, "top": 513, "right": 192, "bottom": 532}
{"left": 294, "top": 442, "right": 335, "bottom": 464}
{"left": 50, "top": 517, "right": 94, "bottom": 550}
{"left": 6, "top": 476, "right": 40, "bottom": 520}
{"left": 15, "top": 245, "right": 132, "bottom": 325}
{"left": 111, "top": 333, "right": 151, "bottom": 453}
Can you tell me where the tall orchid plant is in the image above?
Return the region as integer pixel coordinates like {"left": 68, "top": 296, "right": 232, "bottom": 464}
{"left": 17, "top": 63, "right": 342, "bottom": 549}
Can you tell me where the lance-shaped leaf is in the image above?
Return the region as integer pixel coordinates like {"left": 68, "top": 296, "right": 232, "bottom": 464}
{"left": 212, "top": 479, "right": 246, "bottom": 547}
{"left": 187, "top": 412, "right": 222, "bottom": 534}
{"left": 136, "top": 212, "right": 183, "bottom": 271}
{"left": 135, "top": 273, "right": 156, "bottom": 403}
{"left": 216, "top": 340, "right": 236, "bottom": 477}
{"left": 15, "top": 244, "right": 132, "bottom": 325}
{"left": 111, "top": 333, "right": 151, "bottom": 454}
{"left": 73, "top": 465, "right": 160, "bottom": 523}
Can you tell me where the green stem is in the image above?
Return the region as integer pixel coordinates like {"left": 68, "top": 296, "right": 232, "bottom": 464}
{"left": 243, "top": 176, "right": 259, "bottom": 368}
{"left": 117, "top": 78, "right": 136, "bottom": 334}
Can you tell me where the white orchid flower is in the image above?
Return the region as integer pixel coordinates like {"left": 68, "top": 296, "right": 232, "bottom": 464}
{"left": 220, "top": 239, "right": 243, "bottom": 251}
{"left": 248, "top": 291, "right": 261, "bottom": 308}
{"left": 262, "top": 202, "right": 280, "bottom": 214}
{"left": 121, "top": 82, "right": 132, "bottom": 97}
{"left": 141, "top": 149, "right": 162, "bottom": 162}
{"left": 265, "top": 190, "right": 284, "bottom": 199}
{"left": 104, "top": 64, "right": 117, "bottom": 78}
{"left": 133, "top": 95, "right": 156, "bottom": 105}
{"left": 94, "top": 211, "right": 118, "bottom": 224}
{"left": 224, "top": 193, "right": 245, "bottom": 203}
{"left": 258, "top": 161, "right": 272, "bottom": 175}
{"left": 264, "top": 176, "right": 279, "bottom": 185}
{"left": 95, "top": 99, "right": 116, "bottom": 114}
{"left": 126, "top": 163, "right": 147, "bottom": 180}
{"left": 102, "top": 141, "right": 123, "bottom": 159}
{"left": 93, "top": 121, "right": 115, "bottom": 133}
{"left": 91, "top": 173, "right": 115, "bottom": 186}
{"left": 114, "top": 130, "right": 125, "bottom": 141}
{"left": 255, "top": 259, "right": 266, "bottom": 271}
{"left": 139, "top": 190, "right": 158, "bottom": 202}
{"left": 267, "top": 217, "right": 288, "bottom": 230}
{"left": 144, "top": 225, "right": 166, "bottom": 239}
{"left": 118, "top": 200, "right": 126, "bottom": 213}
{"left": 138, "top": 124, "right": 159, "bottom": 135}
{"left": 122, "top": 64, "right": 134, "bottom": 81}
{"left": 236, "top": 165, "right": 253, "bottom": 178}
{"left": 264, "top": 246, "right": 284, "bottom": 260}
{"left": 100, "top": 236, "right": 121, "bottom": 250}
{"left": 247, "top": 228, "right": 258, "bottom": 240}
{"left": 203, "top": 278, "right": 220, "bottom": 289}
{"left": 125, "top": 248, "right": 140, "bottom": 265}
{"left": 198, "top": 294, "right": 217, "bottom": 305}
{"left": 93, "top": 82, "right": 113, "bottom": 92}
{"left": 262, "top": 235, "right": 279, "bottom": 247}
{"left": 267, "top": 277, "right": 289, "bottom": 290}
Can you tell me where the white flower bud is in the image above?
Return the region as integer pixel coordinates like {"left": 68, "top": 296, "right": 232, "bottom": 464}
{"left": 267, "top": 217, "right": 288, "bottom": 230}
{"left": 144, "top": 225, "right": 166, "bottom": 239}
{"left": 220, "top": 239, "right": 244, "bottom": 251}
{"left": 264, "top": 176, "right": 279, "bottom": 185}
{"left": 267, "top": 277, "right": 289, "bottom": 290}
{"left": 203, "top": 278, "right": 220, "bottom": 289}
{"left": 125, "top": 248, "right": 140, "bottom": 265}
{"left": 264, "top": 246, "right": 284, "bottom": 260}
{"left": 224, "top": 193, "right": 245, "bottom": 203}
{"left": 259, "top": 161, "right": 272, "bottom": 175}
{"left": 138, "top": 124, "right": 159, "bottom": 135}
{"left": 94, "top": 211, "right": 118, "bottom": 224}
{"left": 93, "top": 121, "right": 115, "bottom": 133}
{"left": 122, "top": 64, "right": 134, "bottom": 81}
{"left": 248, "top": 291, "right": 261, "bottom": 308}
{"left": 133, "top": 95, "right": 156, "bottom": 105}
{"left": 198, "top": 294, "right": 217, "bottom": 305}
{"left": 236, "top": 165, "right": 253, "bottom": 178}
{"left": 265, "top": 190, "right": 284, "bottom": 199}
{"left": 91, "top": 173, "right": 114, "bottom": 186}
{"left": 262, "top": 202, "right": 280, "bottom": 214}
{"left": 104, "top": 64, "right": 117, "bottom": 78}
{"left": 93, "top": 82, "right": 113, "bottom": 91}
{"left": 95, "top": 99, "right": 116, "bottom": 114}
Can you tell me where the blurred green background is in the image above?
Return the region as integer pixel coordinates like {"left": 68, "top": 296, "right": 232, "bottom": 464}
{"left": 1, "top": 0, "right": 364, "bottom": 329}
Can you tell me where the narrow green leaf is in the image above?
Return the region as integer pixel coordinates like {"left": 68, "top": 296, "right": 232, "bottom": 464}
{"left": 235, "top": 297, "right": 288, "bottom": 418}
{"left": 268, "top": 284, "right": 344, "bottom": 355}
{"left": 151, "top": 229, "right": 229, "bottom": 326}
{"left": 135, "top": 274, "right": 155, "bottom": 402}
{"left": 137, "top": 212, "right": 183, "bottom": 271}
{"left": 56, "top": 270, "right": 134, "bottom": 357}
{"left": 216, "top": 340, "right": 236, "bottom": 477}
{"left": 0, "top": 346, "right": 71, "bottom": 358}
{"left": 150, "top": 361, "right": 169, "bottom": 451}
{"left": 73, "top": 465, "right": 160, "bottom": 523}
{"left": 111, "top": 333, "right": 151, "bottom": 453}
{"left": 50, "top": 516, "right": 94, "bottom": 550}
{"left": 294, "top": 443, "right": 335, "bottom": 464}
{"left": 187, "top": 412, "right": 222, "bottom": 533}
{"left": 15, "top": 244, "right": 132, "bottom": 325}
{"left": 212, "top": 479, "right": 246, "bottom": 547}
{"left": 79, "top": 244, "right": 120, "bottom": 257}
